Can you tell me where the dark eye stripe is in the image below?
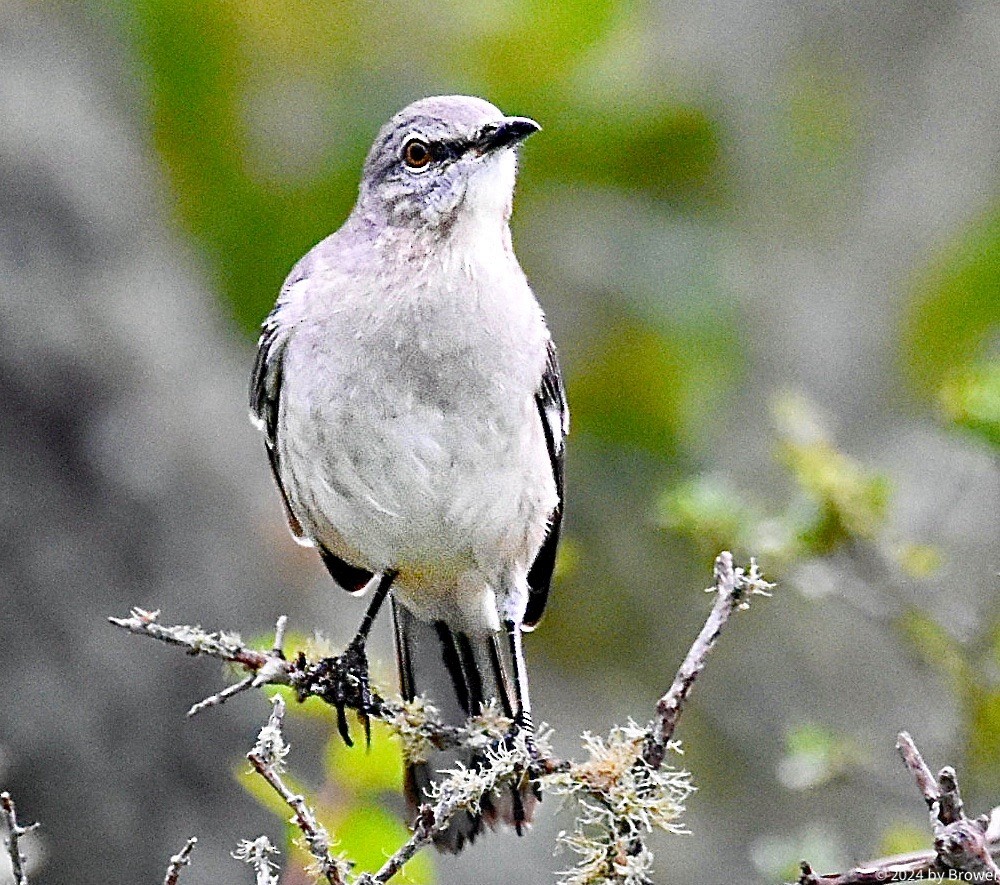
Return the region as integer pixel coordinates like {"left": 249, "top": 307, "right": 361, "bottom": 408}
{"left": 429, "top": 141, "right": 455, "bottom": 162}
{"left": 400, "top": 137, "right": 472, "bottom": 170}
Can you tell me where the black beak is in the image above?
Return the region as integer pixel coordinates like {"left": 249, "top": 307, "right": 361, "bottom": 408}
{"left": 475, "top": 117, "right": 541, "bottom": 154}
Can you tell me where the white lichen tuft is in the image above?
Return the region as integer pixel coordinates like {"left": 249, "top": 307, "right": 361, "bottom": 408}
{"left": 544, "top": 722, "right": 694, "bottom": 885}
{"left": 301, "top": 843, "right": 353, "bottom": 884}
{"left": 465, "top": 700, "right": 514, "bottom": 751}
{"left": 716, "top": 557, "right": 775, "bottom": 610}
{"left": 232, "top": 836, "right": 281, "bottom": 885}
{"left": 428, "top": 728, "right": 534, "bottom": 821}
{"left": 387, "top": 696, "right": 442, "bottom": 765}
{"left": 253, "top": 695, "right": 290, "bottom": 772}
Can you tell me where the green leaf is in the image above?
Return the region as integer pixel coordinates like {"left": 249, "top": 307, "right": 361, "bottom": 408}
{"left": 325, "top": 720, "right": 403, "bottom": 797}
{"left": 938, "top": 360, "right": 1000, "bottom": 450}
{"left": 657, "top": 475, "right": 754, "bottom": 557}
{"left": 903, "top": 207, "right": 1000, "bottom": 396}
{"left": 895, "top": 544, "right": 944, "bottom": 579}
{"left": 335, "top": 806, "right": 434, "bottom": 882}
{"left": 777, "top": 722, "right": 860, "bottom": 791}
{"left": 774, "top": 394, "right": 891, "bottom": 551}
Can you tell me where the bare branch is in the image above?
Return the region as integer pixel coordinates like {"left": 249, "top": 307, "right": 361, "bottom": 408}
{"left": 896, "top": 731, "right": 938, "bottom": 811}
{"left": 797, "top": 734, "right": 1000, "bottom": 884}
{"left": 163, "top": 836, "right": 197, "bottom": 885}
{"left": 109, "top": 608, "right": 274, "bottom": 671}
{"left": 1, "top": 792, "right": 38, "bottom": 885}
{"left": 246, "top": 696, "right": 351, "bottom": 885}
{"left": 644, "top": 552, "right": 773, "bottom": 769}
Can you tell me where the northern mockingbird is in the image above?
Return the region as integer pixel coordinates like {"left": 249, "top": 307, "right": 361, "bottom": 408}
{"left": 250, "top": 95, "right": 567, "bottom": 850}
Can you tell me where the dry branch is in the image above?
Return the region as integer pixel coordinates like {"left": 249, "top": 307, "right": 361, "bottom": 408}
{"left": 246, "top": 695, "right": 351, "bottom": 885}
{"left": 643, "top": 552, "right": 772, "bottom": 768}
{"left": 1, "top": 792, "right": 37, "bottom": 885}
{"left": 111, "top": 551, "right": 769, "bottom": 885}
{"left": 163, "top": 836, "right": 197, "bottom": 885}
{"left": 797, "top": 733, "right": 1000, "bottom": 884}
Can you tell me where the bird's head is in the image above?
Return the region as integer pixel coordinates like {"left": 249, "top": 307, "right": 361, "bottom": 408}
{"left": 356, "top": 95, "right": 540, "bottom": 235}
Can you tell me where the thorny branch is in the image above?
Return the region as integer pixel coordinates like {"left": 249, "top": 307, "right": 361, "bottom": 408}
{"left": 1, "top": 791, "right": 38, "bottom": 885}
{"left": 110, "top": 551, "right": 770, "bottom": 885}
{"left": 797, "top": 733, "right": 1000, "bottom": 884}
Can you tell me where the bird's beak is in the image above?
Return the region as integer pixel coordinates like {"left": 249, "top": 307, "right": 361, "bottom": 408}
{"left": 475, "top": 117, "right": 541, "bottom": 155}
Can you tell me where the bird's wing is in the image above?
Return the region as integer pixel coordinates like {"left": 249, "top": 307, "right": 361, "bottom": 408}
{"left": 249, "top": 291, "right": 306, "bottom": 541}
{"left": 250, "top": 272, "right": 376, "bottom": 594}
{"left": 523, "top": 338, "right": 569, "bottom": 629}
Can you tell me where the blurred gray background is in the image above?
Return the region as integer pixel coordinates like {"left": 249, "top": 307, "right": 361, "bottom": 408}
{"left": 1, "top": 1, "right": 997, "bottom": 882}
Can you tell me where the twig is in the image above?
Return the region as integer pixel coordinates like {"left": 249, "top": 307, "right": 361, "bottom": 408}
{"left": 246, "top": 696, "right": 351, "bottom": 885}
{"left": 163, "top": 836, "right": 197, "bottom": 885}
{"left": 1, "top": 792, "right": 38, "bottom": 885}
{"left": 113, "top": 552, "right": 772, "bottom": 885}
{"left": 108, "top": 608, "right": 472, "bottom": 746}
{"left": 897, "top": 731, "right": 939, "bottom": 810}
{"left": 358, "top": 733, "right": 533, "bottom": 885}
{"left": 644, "top": 552, "right": 773, "bottom": 769}
{"left": 797, "top": 734, "right": 1000, "bottom": 884}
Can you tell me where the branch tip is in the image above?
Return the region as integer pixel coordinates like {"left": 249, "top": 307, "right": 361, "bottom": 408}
{"left": 1, "top": 791, "right": 38, "bottom": 885}
{"left": 163, "top": 836, "right": 197, "bottom": 885}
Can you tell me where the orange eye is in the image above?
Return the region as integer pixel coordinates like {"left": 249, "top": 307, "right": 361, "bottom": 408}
{"left": 403, "top": 139, "right": 431, "bottom": 169}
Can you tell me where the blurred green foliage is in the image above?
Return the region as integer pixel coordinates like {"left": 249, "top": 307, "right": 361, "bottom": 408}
{"left": 876, "top": 822, "right": 928, "bottom": 859}
{"left": 660, "top": 393, "right": 892, "bottom": 567}
{"left": 570, "top": 318, "right": 739, "bottom": 457}
{"left": 663, "top": 391, "right": 1000, "bottom": 800}
{"left": 777, "top": 722, "right": 862, "bottom": 791}
{"left": 125, "top": 0, "right": 722, "bottom": 335}
{"left": 937, "top": 361, "right": 1000, "bottom": 450}
{"left": 903, "top": 206, "right": 1000, "bottom": 399}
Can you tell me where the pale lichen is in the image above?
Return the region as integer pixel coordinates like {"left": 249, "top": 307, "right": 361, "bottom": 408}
{"left": 232, "top": 836, "right": 281, "bottom": 885}
{"left": 252, "top": 695, "right": 290, "bottom": 772}
{"left": 544, "top": 723, "right": 694, "bottom": 885}
{"left": 386, "top": 696, "right": 442, "bottom": 765}
{"left": 721, "top": 557, "right": 775, "bottom": 610}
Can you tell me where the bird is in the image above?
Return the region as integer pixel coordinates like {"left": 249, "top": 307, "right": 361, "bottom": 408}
{"left": 249, "top": 95, "right": 567, "bottom": 852}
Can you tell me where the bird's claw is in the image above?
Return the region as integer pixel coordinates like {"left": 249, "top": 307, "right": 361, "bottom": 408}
{"left": 294, "top": 641, "right": 380, "bottom": 747}
{"left": 342, "top": 637, "right": 374, "bottom": 747}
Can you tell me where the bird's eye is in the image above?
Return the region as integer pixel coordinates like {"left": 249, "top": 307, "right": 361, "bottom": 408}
{"left": 402, "top": 139, "right": 432, "bottom": 170}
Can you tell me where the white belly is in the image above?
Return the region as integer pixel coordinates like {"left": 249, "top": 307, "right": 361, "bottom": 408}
{"left": 275, "top": 290, "right": 556, "bottom": 632}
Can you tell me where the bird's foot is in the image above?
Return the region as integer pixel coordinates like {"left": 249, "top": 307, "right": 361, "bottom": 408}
{"left": 341, "top": 636, "right": 376, "bottom": 745}
{"left": 507, "top": 713, "right": 544, "bottom": 803}
{"left": 293, "top": 639, "right": 380, "bottom": 747}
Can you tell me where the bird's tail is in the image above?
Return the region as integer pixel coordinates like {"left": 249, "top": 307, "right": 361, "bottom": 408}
{"left": 391, "top": 598, "right": 537, "bottom": 854}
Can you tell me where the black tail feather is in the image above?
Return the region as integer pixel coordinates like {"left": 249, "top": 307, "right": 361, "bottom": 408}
{"left": 391, "top": 600, "right": 536, "bottom": 853}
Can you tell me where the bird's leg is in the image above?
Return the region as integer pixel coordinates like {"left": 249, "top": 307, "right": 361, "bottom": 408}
{"left": 504, "top": 619, "right": 542, "bottom": 811}
{"left": 504, "top": 619, "right": 535, "bottom": 743}
{"left": 339, "top": 569, "right": 396, "bottom": 745}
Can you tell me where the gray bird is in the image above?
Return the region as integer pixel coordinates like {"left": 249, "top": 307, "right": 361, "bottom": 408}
{"left": 250, "top": 95, "right": 567, "bottom": 850}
